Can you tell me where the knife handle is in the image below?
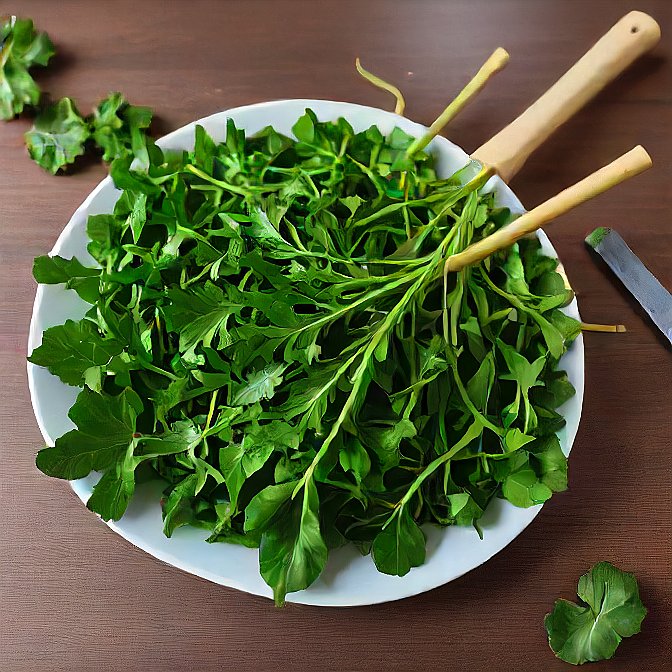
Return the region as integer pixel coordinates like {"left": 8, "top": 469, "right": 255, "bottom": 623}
{"left": 471, "top": 11, "right": 661, "bottom": 183}
{"left": 445, "top": 146, "right": 652, "bottom": 272}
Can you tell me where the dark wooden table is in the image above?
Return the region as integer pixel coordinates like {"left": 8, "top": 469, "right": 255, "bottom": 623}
{"left": 1, "top": 1, "right": 670, "bottom": 670}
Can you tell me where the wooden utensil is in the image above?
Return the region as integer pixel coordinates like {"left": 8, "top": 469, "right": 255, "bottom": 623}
{"left": 472, "top": 10, "right": 660, "bottom": 182}
{"left": 446, "top": 11, "right": 660, "bottom": 271}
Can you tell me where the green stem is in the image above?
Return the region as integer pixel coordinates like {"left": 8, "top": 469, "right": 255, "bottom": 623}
{"left": 394, "top": 419, "right": 484, "bottom": 513}
{"left": 142, "top": 362, "right": 179, "bottom": 381}
{"left": 294, "top": 260, "right": 439, "bottom": 498}
{"left": 405, "top": 49, "right": 508, "bottom": 156}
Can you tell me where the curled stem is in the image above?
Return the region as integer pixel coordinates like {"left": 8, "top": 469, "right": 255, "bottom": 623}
{"left": 355, "top": 57, "right": 406, "bottom": 115}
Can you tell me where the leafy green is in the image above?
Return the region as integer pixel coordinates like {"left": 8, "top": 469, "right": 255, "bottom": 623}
{"left": 91, "top": 92, "right": 152, "bottom": 163}
{"left": 31, "top": 110, "right": 578, "bottom": 604}
{"left": 259, "top": 478, "right": 327, "bottom": 606}
{"left": 35, "top": 388, "right": 142, "bottom": 480}
{"left": 32, "top": 255, "right": 101, "bottom": 303}
{"left": 372, "top": 507, "right": 426, "bottom": 576}
{"left": 27, "top": 318, "right": 123, "bottom": 387}
{"left": 0, "top": 16, "right": 54, "bottom": 120}
{"left": 24, "top": 92, "right": 154, "bottom": 173}
{"left": 545, "top": 561, "right": 647, "bottom": 665}
{"left": 25, "top": 97, "right": 89, "bottom": 173}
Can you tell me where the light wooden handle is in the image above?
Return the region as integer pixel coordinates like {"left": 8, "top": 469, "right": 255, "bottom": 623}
{"left": 471, "top": 11, "right": 660, "bottom": 182}
{"left": 445, "top": 146, "right": 652, "bottom": 272}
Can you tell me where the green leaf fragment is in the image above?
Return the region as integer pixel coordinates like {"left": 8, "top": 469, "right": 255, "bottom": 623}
{"left": 25, "top": 97, "right": 90, "bottom": 173}
{"left": 259, "top": 477, "right": 327, "bottom": 606}
{"left": 372, "top": 507, "right": 426, "bottom": 576}
{"left": 545, "top": 561, "right": 647, "bottom": 665}
{"left": 0, "top": 17, "right": 54, "bottom": 119}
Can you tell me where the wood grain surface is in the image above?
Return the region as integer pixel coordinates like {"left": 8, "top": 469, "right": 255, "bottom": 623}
{"left": 1, "top": 1, "right": 670, "bottom": 670}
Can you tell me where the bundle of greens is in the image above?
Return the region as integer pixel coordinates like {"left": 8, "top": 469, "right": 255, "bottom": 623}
{"left": 30, "top": 109, "right": 579, "bottom": 604}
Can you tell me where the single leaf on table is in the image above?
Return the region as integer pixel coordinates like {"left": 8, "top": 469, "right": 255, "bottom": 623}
{"left": 0, "top": 17, "right": 55, "bottom": 119}
{"left": 25, "top": 97, "right": 90, "bottom": 173}
{"left": 259, "top": 477, "right": 327, "bottom": 606}
{"left": 35, "top": 388, "right": 143, "bottom": 479}
{"left": 32, "top": 255, "right": 100, "bottom": 303}
{"left": 545, "top": 561, "right": 647, "bottom": 665}
{"left": 372, "top": 506, "right": 426, "bottom": 576}
{"left": 28, "top": 319, "right": 123, "bottom": 387}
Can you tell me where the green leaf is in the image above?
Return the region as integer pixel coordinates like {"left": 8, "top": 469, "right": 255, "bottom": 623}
{"left": 359, "top": 419, "right": 416, "bottom": 473}
{"left": 32, "top": 255, "right": 100, "bottom": 303}
{"left": 340, "top": 195, "right": 365, "bottom": 218}
{"left": 502, "top": 458, "right": 552, "bottom": 508}
{"left": 498, "top": 338, "right": 545, "bottom": 392}
{"left": 447, "top": 492, "right": 484, "bottom": 526}
{"left": 550, "top": 310, "right": 582, "bottom": 345}
{"left": 244, "top": 480, "right": 298, "bottom": 533}
{"left": 28, "top": 319, "right": 123, "bottom": 387}
{"left": 545, "top": 561, "right": 647, "bottom": 665}
{"left": 91, "top": 92, "right": 152, "bottom": 163}
{"left": 530, "top": 435, "right": 568, "bottom": 492}
{"left": 0, "top": 17, "right": 54, "bottom": 119}
{"left": 219, "top": 444, "right": 249, "bottom": 512}
{"left": 232, "top": 363, "right": 287, "bottom": 406}
{"left": 259, "top": 478, "right": 327, "bottom": 605}
{"left": 466, "top": 351, "right": 494, "bottom": 412}
{"left": 292, "top": 110, "right": 316, "bottom": 144}
{"left": 339, "top": 437, "right": 371, "bottom": 484}
{"left": 371, "top": 507, "right": 426, "bottom": 576}
{"left": 86, "top": 444, "right": 135, "bottom": 521}
{"left": 25, "top": 98, "right": 90, "bottom": 173}
{"left": 136, "top": 420, "right": 201, "bottom": 459}
{"left": 35, "top": 388, "right": 142, "bottom": 480}
{"left": 165, "top": 283, "right": 242, "bottom": 353}
{"left": 532, "top": 371, "right": 576, "bottom": 410}
{"left": 504, "top": 428, "right": 536, "bottom": 453}
{"left": 162, "top": 473, "right": 202, "bottom": 537}
{"left": 220, "top": 421, "right": 291, "bottom": 511}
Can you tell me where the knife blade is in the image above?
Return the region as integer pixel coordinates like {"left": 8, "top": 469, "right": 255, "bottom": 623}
{"left": 586, "top": 227, "right": 672, "bottom": 343}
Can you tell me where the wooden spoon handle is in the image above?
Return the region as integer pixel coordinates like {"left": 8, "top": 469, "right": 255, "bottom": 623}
{"left": 445, "top": 146, "right": 652, "bottom": 272}
{"left": 471, "top": 11, "right": 660, "bottom": 183}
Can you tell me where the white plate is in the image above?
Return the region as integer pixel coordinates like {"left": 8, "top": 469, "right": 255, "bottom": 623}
{"left": 27, "top": 100, "right": 584, "bottom": 606}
